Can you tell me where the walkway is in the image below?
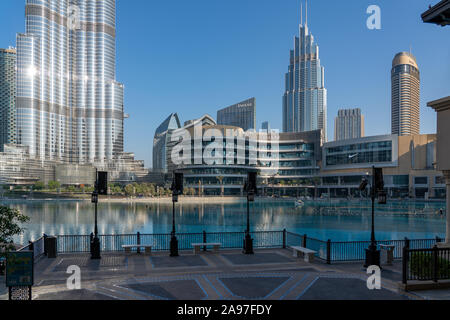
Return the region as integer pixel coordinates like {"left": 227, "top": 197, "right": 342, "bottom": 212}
{"left": 0, "top": 248, "right": 447, "bottom": 300}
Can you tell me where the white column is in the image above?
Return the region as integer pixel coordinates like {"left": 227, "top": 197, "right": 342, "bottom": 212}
{"left": 445, "top": 171, "right": 450, "bottom": 244}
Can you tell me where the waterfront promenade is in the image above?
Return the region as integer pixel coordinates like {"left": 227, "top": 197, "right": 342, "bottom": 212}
{"left": 2, "top": 248, "right": 449, "bottom": 300}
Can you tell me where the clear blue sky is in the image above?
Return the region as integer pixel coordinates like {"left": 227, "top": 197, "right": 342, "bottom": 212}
{"left": 0, "top": 0, "right": 449, "bottom": 167}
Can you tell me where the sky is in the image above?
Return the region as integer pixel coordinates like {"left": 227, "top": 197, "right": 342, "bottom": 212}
{"left": 0, "top": 0, "right": 449, "bottom": 167}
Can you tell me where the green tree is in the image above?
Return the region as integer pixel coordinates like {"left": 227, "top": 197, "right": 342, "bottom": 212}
{"left": 0, "top": 206, "right": 30, "bottom": 257}
{"left": 33, "top": 181, "right": 45, "bottom": 191}
{"left": 47, "top": 180, "right": 61, "bottom": 191}
{"left": 124, "top": 184, "right": 135, "bottom": 196}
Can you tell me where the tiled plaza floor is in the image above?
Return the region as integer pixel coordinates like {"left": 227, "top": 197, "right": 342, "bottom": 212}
{"left": 0, "top": 248, "right": 448, "bottom": 300}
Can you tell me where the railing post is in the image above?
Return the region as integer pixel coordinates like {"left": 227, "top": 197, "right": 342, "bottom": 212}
{"left": 326, "top": 240, "right": 331, "bottom": 265}
{"left": 89, "top": 233, "right": 93, "bottom": 254}
{"left": 203, "top": 231, "right": 207, "bottom": 252}
{"left": 404, "top": 237, "right": 410, "bottom": 249}
{"left": 402, "top": 245, "right": 408, "bottom": 285}
{"left": 283, "top": 229, "right": 286, "bottom": 249}
{"left": 303, "top": 234, "right": 307, "bottom": 248}
{"left": 137, "top": 232, "right": 141, "bottom": 254}
{"left": 43, "top": 233, "right": 48, "bottom": 256}
{"left": 433, "top": 245, "right": 439, "bottom": 283}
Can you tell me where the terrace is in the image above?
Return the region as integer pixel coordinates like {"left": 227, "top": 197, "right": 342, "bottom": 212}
{"left": 1, "top": 231, "right": 449, "bottom": 300}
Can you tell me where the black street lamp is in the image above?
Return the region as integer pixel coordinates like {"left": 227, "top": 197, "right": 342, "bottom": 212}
{"left": 91, "top": 171, "right": 107, "bottom": 260}
{"left": 91, "top": 183, "right": 101, "bottom": 260}
{"left": 359, "top": 166, "right": 385, "bottom": 268}
{"left": 243, "top": 171, "right": 257, "bottom": 255}
{"left": 170, "top": 172, "right": 183, "bottom": 257}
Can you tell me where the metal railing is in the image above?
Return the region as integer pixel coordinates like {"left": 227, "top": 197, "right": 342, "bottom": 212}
{"left": 51, "top": 231, "right": 443, "bottom": 265}
{"left": 403, "top": 245, "right": 450, "bottom": 284}
{"left": 17, "top": 235, "right": 46, "bottom": 263}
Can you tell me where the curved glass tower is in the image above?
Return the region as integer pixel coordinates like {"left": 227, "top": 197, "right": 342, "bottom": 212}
{"left": 282, "top": 8, "right": 327, "bottom": 140}
{"left": 391, "top": 52, "right": 420, "bottom": 136}
{"left": 16, "top": 0, "right": 124, "bottom": 163}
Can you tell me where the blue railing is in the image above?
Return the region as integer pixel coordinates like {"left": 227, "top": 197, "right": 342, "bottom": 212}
{"left": 53, "top": 230, "right": 443, "bottom": 264}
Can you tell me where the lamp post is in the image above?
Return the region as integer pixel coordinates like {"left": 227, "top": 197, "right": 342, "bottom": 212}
{"left": 360, "top": 166, "right": 385, "bottom": 268}
{"left": 243, "top": 171, "right": 257, "bottom": 255}
{"left": 170, "top": 192, "right": 179, "bottom": 257}
{"left": 91, "top": 181, "right": 101, "bottom": 260}
{"left": 170, "top": 172, "right": 183, "bottom": 257}
{"left": 243, "top": 189, "right": 254, "bottom": 254}
{"left": 91, "top": 170, "right": 107, "bottom": 260}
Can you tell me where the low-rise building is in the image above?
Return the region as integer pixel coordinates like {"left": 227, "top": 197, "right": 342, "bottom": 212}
{"left": 320, "top": 134, "right": 443, "bottom": 199}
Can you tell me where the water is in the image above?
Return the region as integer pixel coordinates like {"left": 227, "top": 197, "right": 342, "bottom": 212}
{"left": 2, "top": 199, "right": 446, "bottom": 245}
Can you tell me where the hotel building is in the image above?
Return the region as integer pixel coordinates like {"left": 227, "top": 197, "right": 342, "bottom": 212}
{"left": 391, "top": 52, "right": 420, "bottom": 136}
{"left": 282, "top": 11, "right": 327, "bottom": 140}
{"left": 217, "top": 98, "right": 256, "bottom": 131}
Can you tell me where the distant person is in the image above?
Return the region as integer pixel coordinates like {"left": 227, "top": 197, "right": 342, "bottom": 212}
{"left": 440, "top": 209, "right": 444, "bottom": 216}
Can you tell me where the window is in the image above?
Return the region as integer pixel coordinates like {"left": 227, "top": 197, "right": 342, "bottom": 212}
{"left": 414, "top": 177, "right": 428, "bottom": 185}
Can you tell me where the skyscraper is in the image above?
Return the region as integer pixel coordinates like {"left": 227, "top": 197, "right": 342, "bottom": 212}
{"left": 0, "top": 47, "right": 16, "bottom": 151}
{"left": 391, "top": 52, "right": 420, "bottom": 136}
{"left": 283, "top": 2, "right": 327, "bottom": 140}
{"left": 16, "top": 0, "right": 124, "bottom": 163}
{"left": 153, "top": 113, "right": 181, "bottom": 171}
{"left": 334, "top": 108, "right": 365, "bottom": 141}
{"left": 217, "top": 98, "right": 256, "bottom": 131}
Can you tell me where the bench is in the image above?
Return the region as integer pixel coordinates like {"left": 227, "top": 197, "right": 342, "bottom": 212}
{"left": 291, "top": 246, "right": 316, "bottom": 263}
{"left": 192, "top": 243, "right": 221, "bottom": 255}
{"left": 122, "top": 245, "right": 152, "bottom": 255}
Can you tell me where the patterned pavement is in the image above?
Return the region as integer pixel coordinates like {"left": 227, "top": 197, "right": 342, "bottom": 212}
{"left": 0, "top": 248, "right": 431, "bottom": 300}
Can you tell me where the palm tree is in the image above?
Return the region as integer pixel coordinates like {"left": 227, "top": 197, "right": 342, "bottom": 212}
{"left": 312, "top": 177, "right": 321, "bottom": 199}
{"left": 217, "top": 176, "right": 224, "bottom": 196}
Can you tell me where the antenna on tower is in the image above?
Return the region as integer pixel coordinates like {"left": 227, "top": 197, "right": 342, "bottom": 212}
{"left": 300, "top": 1, "right": 303, "bottom": 26}
{"left": 305, "top": 0, "right": 308, "bottom": 28}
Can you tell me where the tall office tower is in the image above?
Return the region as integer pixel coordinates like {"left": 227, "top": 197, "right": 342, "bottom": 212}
{"left": 16, "top": 0, "right": 124, "bottom": 163}
{"left": 261, "top": 121, "right": 270, "bottom": 131}
{"left": 217, "top": 98, "right": 256, "bottom": 131}
{"left": 283, "top": 2, "right": 327, "bottom": 140}
{"left": 391, "top": 52, "right": 420, "bottom": 136}
{"left": 0, "top": 47, "right": 17, "bottom": 151}
{"left": 334, "top": 108, "right": 365, "bottom": 141}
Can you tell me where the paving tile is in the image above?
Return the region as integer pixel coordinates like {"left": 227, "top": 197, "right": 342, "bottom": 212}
{"left": 150, "top": 255, "right": 208, "bottom": 268}
{"left": 218, "top": 276, "right": 290, "bottom": 299}
{"left": 222, "top": 253, "right": 293, "bottom": 265}
{"left": 123, "top": 279, "right": 207, "bottom": 300}
{"left": 36, "top": 289, "right": 118, "bottom": 300}
{"left": 298, "top": 277, "right": 410, "bottom": 300}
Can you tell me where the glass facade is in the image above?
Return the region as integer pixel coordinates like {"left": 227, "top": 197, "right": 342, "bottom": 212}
{"left": 282, "top": 21, "right": 327, "bottom": 140}
{"left": 153, "top": 113, "right": 181, "bottom": 171}
{"left": 16, "top": 0, "right": 124, "bottom": 163}
{"left": 217, "top": 98, "right": 256, "bottom": 131}
{"left": 325, "top": 140, "right": 392, "bottom": 166}
{"left": 0, "top": 48, "right": 17, "bottom": 151}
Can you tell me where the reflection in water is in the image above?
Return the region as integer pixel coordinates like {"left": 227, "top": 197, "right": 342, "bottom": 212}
{"left": 1, "top": 199, "right": 446, "bottom": 245}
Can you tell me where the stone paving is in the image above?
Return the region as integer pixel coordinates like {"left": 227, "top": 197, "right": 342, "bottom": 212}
{"left": 0, "top": 248, "right": 449, "bottom": 300}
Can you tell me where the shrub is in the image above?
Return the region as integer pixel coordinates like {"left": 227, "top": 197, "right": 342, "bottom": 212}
{"left": 409, "top": 251, "right": 450, "bottom": 280}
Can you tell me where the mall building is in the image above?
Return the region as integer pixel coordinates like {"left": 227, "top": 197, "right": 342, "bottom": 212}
{"left": 319, "top": 134, "right": 444, "bottom": 199}
{"left": 156, "top": 114, "right": 323, "bottom": 196}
